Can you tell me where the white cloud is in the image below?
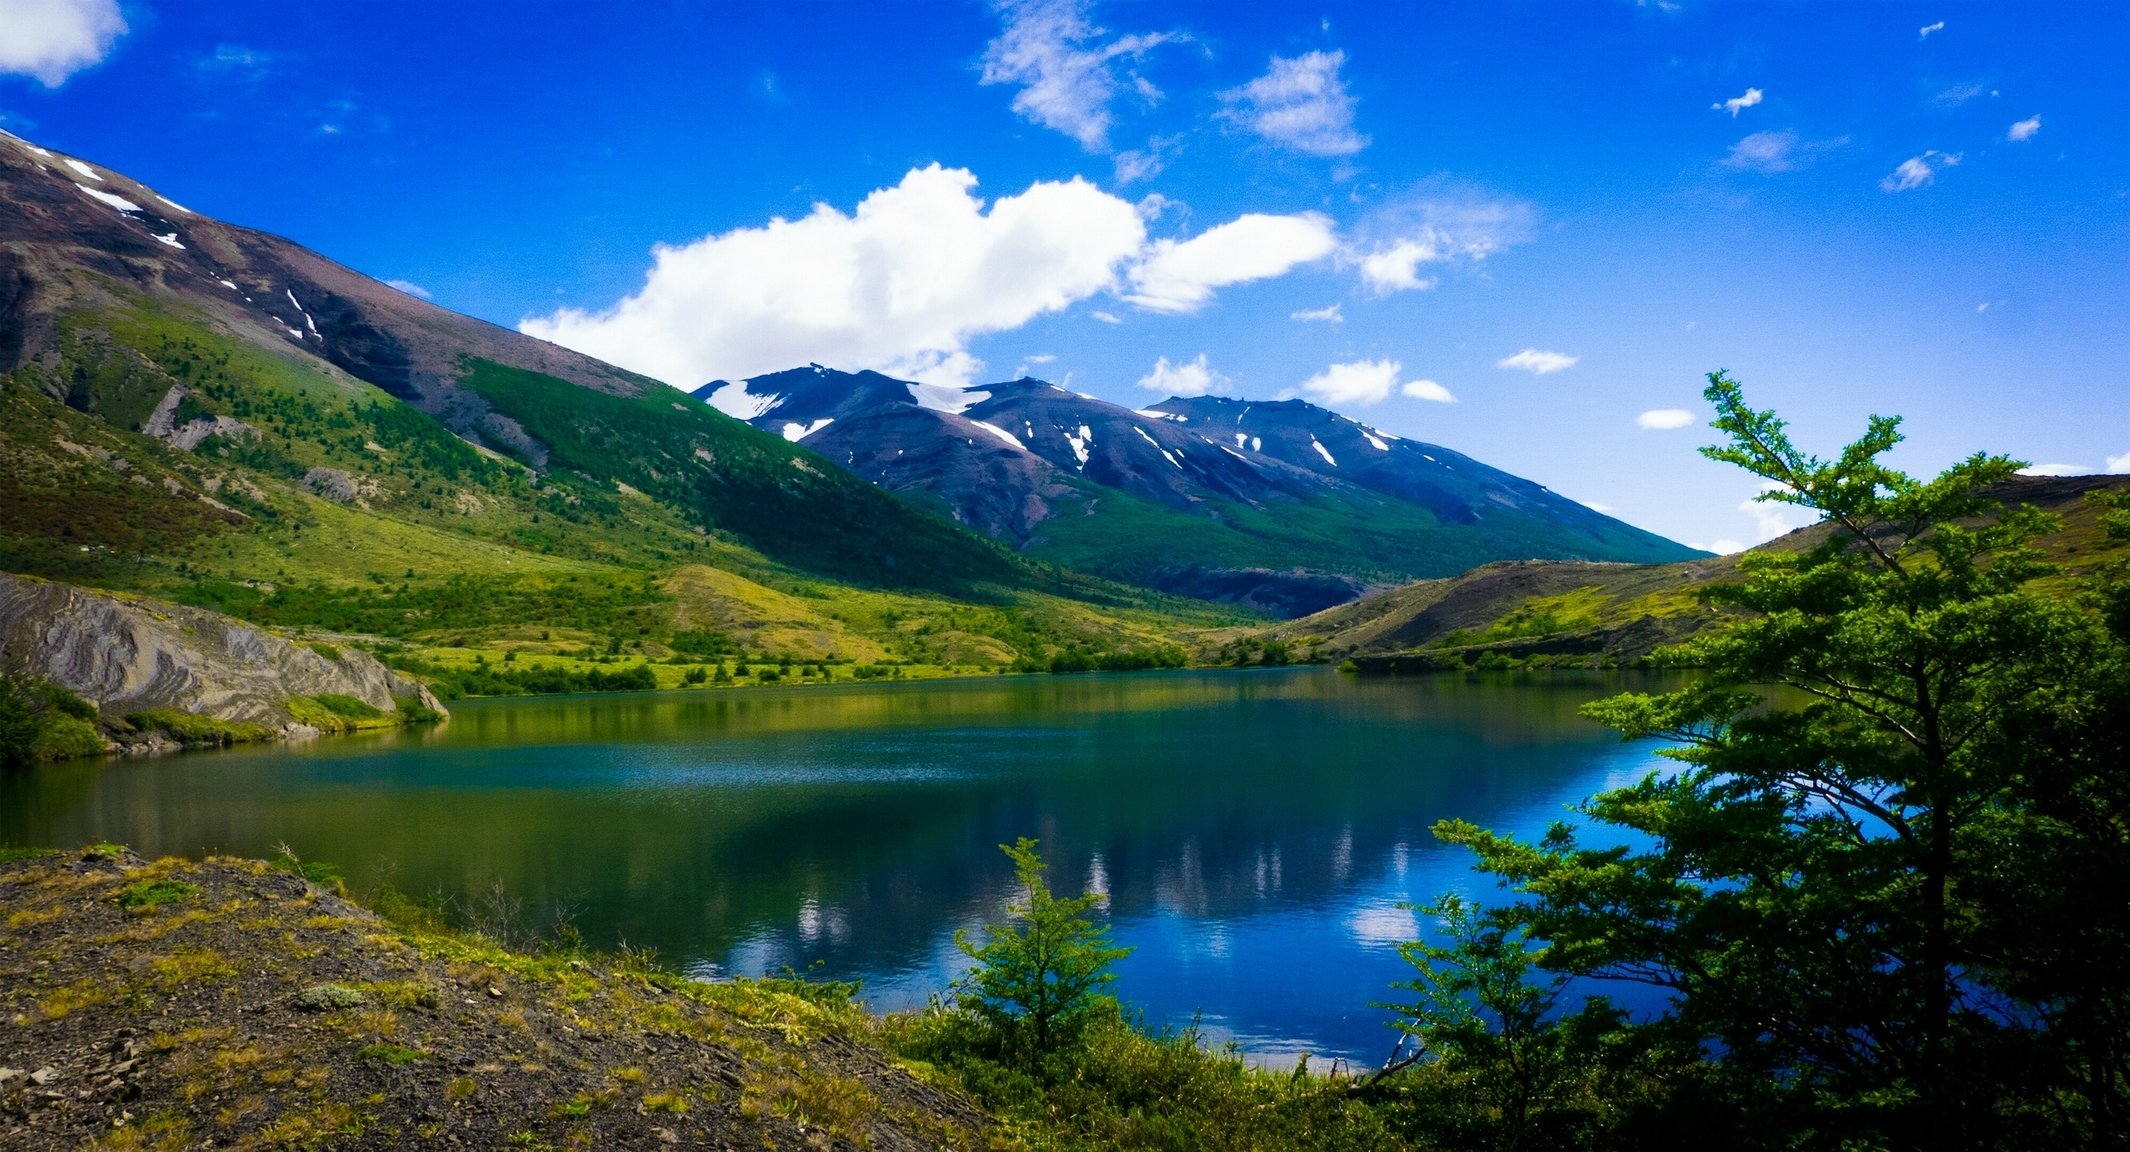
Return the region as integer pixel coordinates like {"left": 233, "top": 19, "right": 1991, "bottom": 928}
{"left": 0, "top": 0, "right": 126, "bottom": 86}
{"left": 1936, "top": 82, "right": 1984, "bottom": 108}
{"left": 1348, "top": 191, "right": 1535, "bottom": 295}
{"left": 2017, "top": 463, "right": 2090, "bottom": 477}
{"left": 1112, "top": 134, "right": 1180, "bottom": 184}
{"left": 1124, "top": 212, "right": 1336, "bottom": 313}
{"left": 1137, "top": 353, "right": 1227, "bottom": 397}
{"left": 1024, "top": 352, "right": 1056, "bottom": 363}
{"left": 1497, "top": 349, "right": 1578, "bottom": 375}
{"left": 1721, "top": 130, "right": 1846, "bottom": 174}
{"left": 2007, "top": 115, "right": 2042, "bottom": 142}
{"left": 2107, "top": 452, "right": 2130, "bottom": 475}
{"left": 980, "top": 0, "right": 1178, "bottom": 152}
{"left": 1089, "top": 310, "right": 1123, "bottom": 324}
{"left": 1742, "top": 482, "right": 1815, "bottom": 542}
{"left": 1880, "top": 150, "right": 1960, "bottom": 192}
{"left": 1692, "top": 538, "right": 1749, "bottom": 555}
{"left": 1400, "top": 378, "right": 1456, "bottom": 404}
{"left": 1713, "top": 87, "right": 1763, "bottom": 117}
{"left": 1724, "top": 130, "right": 1798, "bottom": 172}
{"left": 1919, "top": 20, "right": 1945, "bottom": 38}
{"left": 1301, "top": 358, "right": 1405, "bottom": 407}
{"left": 1217, "top": 50, "right": 1367, "bottom": 157}
{"left": 1290, "top": 303, "right": 1343, "bottom": 323}
{"left": 384, "top": 279, "right": 432, "bottom": 300}
{"left": 521, "top": 164, "right": 1145, "bottom": 388}
{"left": 1638, "top": 408, "right": 1695, "bottom": 430}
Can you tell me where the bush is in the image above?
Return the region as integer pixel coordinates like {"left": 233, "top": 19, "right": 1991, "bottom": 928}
{"left": 954, "top": 838, "right": 1130, "bottom": 1063}
{"left": 123, "top": 708, "right": 274, "bottom": 747}
{"left": 0, "top": 674, "right": 105, "bottom": 767}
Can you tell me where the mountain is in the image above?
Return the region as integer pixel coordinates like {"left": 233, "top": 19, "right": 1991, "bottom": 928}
{"left": 696, "top": 365, "right": 1705, "bottom": 615}
{"left": 0, "top": 130, "right": 1239, "bottom": 694}
{"left": 1264, "top": 473, "right": 2130, "bottom": 669}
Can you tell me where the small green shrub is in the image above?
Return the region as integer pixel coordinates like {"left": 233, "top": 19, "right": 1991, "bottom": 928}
{"left": 0, "top": 674, "right": 104, "bottom": 767}
{"left": 117, "top": 879, "right": 199, "bottom": 910}
{"left": 954, "top": 838, "right": 1130, "bottom": 1062}
{"left": 357, "top": 1043, "right": 425, "bottom": 1065}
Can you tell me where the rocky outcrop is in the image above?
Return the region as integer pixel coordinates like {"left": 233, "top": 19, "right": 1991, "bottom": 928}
{"left": 0, "top": 573, "right": 443, "bottom": 729}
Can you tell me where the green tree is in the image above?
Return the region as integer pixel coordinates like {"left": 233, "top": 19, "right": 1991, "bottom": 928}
{"left": 1388, "top": 894, "right": 1618, "bottom": 1152}
{"left": 0, "top": 674, "right": 103, "bottom": 769}
{"left": 955, "top": 838, "right": 1131, "bottom": 1062}
{"left": 1434, "top": 372, "right": 2127, "bottom": 1149}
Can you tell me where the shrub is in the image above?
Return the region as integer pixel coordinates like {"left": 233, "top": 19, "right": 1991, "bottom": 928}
{"left": 117, "top": 879, "right": 199, "bottom": 910}
{"left": 954, "top": 838, "right": 1130, "bottom": 1063}
{"left": 0, "top": 674, "right": 104, "bottom": 767}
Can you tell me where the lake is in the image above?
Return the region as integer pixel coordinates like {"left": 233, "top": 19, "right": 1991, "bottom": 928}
{"left": 0, "top": 667, "right": 1676, "bottom": 1066}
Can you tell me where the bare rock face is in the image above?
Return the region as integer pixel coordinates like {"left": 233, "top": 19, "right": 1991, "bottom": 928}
{"left": 0, "top": 573, "right": 443, "bottom": 726}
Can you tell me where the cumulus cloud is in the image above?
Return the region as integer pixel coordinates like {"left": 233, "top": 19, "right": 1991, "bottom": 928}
{"left": 1348, "top": 191, "right": 1535, "bottom": 295}
{"left": 1089, "top": 310, "right": 1123, "bottom": 324}
{"left": 1919, "top": 20, "right": 1945, "bottom": 38}
{"left": 1290, "top": 303, "right": 1343, "bottom": 323}
{"left": 2017, "top": 463, "right": 2090, "bottom": 477}
{"left": 2108, "top": 452, "right": 2130, "bottom": 475}
{"left": 1400, "top": 378, "right": 1456, "bottom": 404}
{"left": 1880, "top": 149, "right": 1960, "bottom": 192}
{"left": 1497, "top": 349, "right": 1578, "bottom": 375}
{"left": 2007, "top": 114, "right": 2041, "bottom": 142}
{"left": 1637, "top": 408, "right": 1695, "bottom": 430}
{"left": 520, "top": 165, "right": 1145, "bottom": 388}
{"left": 1301, "top": 358, "right": 1406, "bottom": 407}
{"left": 1217, "top": 50, "right": 1367, "bottom": 157}
{"left": 980, "top": 0, "right": 1178, "bottom": 152}
{"left": 384, "top": 279, "right": 432, "bottom": 300}
{"left": 1124, "top": 212, "right": 1337, "bottom": 313}
{"left": 0, "top": 0, "right": 127, "bottom": 86}
{"left": 1137, "top": 353, "right": 1227, "bottom": 397}
{"left": 1713, "top": 87, "right": 1763, "bottom": 117}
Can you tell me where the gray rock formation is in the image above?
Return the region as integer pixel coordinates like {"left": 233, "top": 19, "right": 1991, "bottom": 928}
{"left": 0, "top": 573, "right": 443, "bottom": 728}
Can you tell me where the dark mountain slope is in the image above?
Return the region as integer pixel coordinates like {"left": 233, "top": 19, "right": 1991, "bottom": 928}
{"left": 699, "top": 364, "right": 1705, "bottom": 614}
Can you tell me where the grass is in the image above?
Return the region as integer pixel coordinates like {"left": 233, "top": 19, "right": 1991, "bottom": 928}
{"left": 122, "top": 709, "right": 277, "bottom": 747}
{"left": 117, "top": 879, "right": 201, "bottom": 910}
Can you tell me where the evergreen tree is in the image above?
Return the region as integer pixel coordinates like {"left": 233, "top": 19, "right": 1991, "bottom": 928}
{"left": 1431, "top": 372, "right": 2129, "bottom": 1148}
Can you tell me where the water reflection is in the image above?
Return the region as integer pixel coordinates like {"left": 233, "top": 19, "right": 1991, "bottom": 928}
{"left": 2, "top": 668, "right": 1677, "bottom": 1062}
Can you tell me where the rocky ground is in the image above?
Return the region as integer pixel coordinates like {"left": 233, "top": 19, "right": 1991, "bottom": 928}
{"left": 0, "top": 849, "right": 995, "bottom": 1151}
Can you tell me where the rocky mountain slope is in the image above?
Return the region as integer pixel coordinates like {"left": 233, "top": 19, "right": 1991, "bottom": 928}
{"left": 0, "top": 573, "right": 441, "bottom": 736}
{"left": 1272, "top": 473, "right": 2130, "bottom": 668}
{"left": 699, "top": 365, "right": 1704, "bottom": 615}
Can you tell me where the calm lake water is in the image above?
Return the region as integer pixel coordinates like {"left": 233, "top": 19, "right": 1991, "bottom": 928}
{"left": 1, "top": 667, "right": 1676, "bottom": 1065}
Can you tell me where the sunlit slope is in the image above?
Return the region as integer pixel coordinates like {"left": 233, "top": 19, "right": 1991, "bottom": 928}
{"left": 1273, "top": 474, "right": 2130, "bottom": 667}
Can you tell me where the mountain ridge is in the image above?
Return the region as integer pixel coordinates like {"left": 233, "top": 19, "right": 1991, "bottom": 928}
{"left": 695, "top": 363, "right": 1706, "bottom": 614}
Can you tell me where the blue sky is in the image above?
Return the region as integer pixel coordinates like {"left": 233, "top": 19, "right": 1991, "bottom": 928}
{"left": 4, "top": 0, "right": 2124, "bottom": 551}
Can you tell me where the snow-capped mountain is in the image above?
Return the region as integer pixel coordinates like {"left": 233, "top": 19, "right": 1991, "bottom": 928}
{"left": 694, "top": 366, "right": 1704, "bottom": 615}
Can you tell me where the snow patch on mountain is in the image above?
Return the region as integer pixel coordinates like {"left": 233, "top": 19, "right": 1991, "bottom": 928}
{"left": 75, "top": 184, "right": 140, "bottom": 213}
{"left": 705, "top": 379, "right": 785, "bottom": 420}
{"left": 969, "top": 420, "right": 1027, "bottom": 451}
{"left": 1311, "top": 437, "right": 1337, "bottom": 467}
{"left": 781, "top": 418, "right": 833, "bottom": 442}
{"left": 64, "top": 158, "right": 100, "bottom": 181}
{"left": 909, "top": 381, "right": 989, "bottom": 414}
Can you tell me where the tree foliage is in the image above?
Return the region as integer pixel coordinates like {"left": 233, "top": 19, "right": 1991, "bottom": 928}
{"left": 955, "top": 838, "right": 1132, "bottom": 1063}
{"left": 1423, "top": 372, "right": 2130, "bottom": 1149}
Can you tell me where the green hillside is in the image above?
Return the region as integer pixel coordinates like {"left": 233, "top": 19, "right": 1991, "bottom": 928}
{"left": 0, "top": 294, "right": 1241, "bottom": 698}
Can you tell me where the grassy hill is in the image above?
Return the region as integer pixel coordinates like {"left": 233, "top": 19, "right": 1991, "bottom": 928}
{"left": 1263, "top": 474, "right": 2130, "bottom": 670}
